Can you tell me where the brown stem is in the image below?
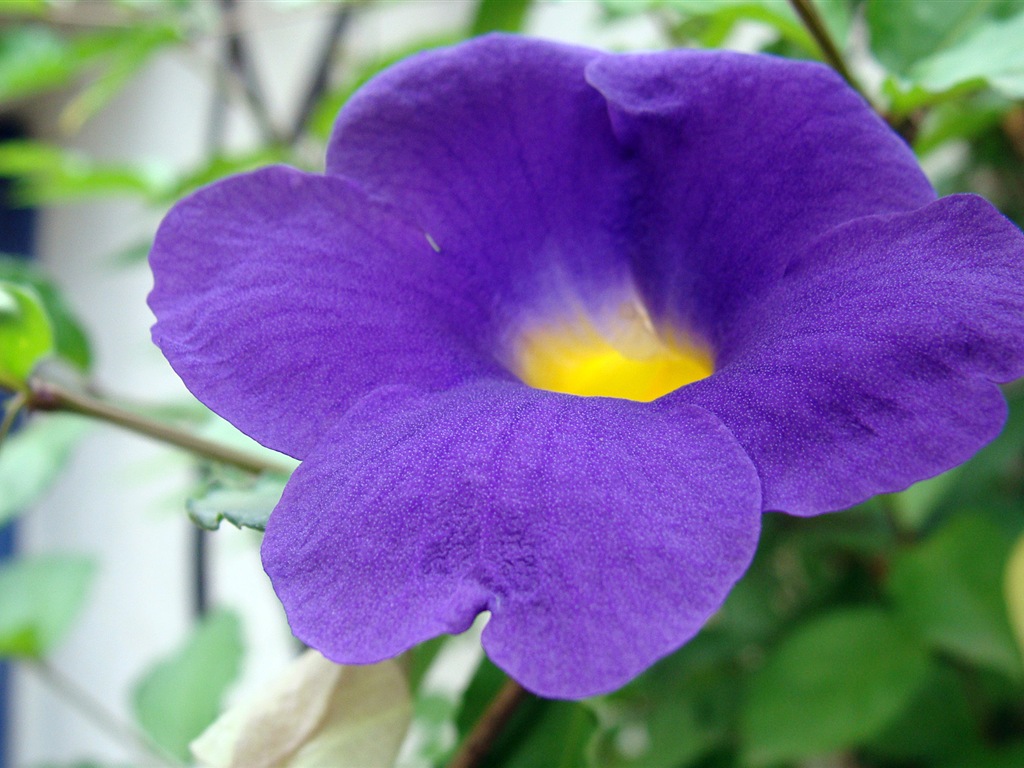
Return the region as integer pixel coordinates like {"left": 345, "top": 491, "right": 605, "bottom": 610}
{"left": 787, "top": 0, "right": 862, "bottom": 96}
{"left": 448, "top": 677, "right": 529, "bottom": 768}
{"left": 26, "top": 377, "right": 291, "bottom": 476}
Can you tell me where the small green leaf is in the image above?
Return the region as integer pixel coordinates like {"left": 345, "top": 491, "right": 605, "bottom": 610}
{"left": 0, "top": 280, "right": 53, "bottom": 390}
{"left": 0, "top": 256, "right": 92, "bottom": 371}
{"left": 740, "top": 608, "right": 931, "bottom": 766}
{"left": 888, "top": 514, "right": 1021, "bottom": 677}
{"left": 0, "top": 554, "right": 96, "bottom": 658}
{"left": 866, "top": 0, "right": 989, "bottom": 76}
{"left": 1003, "top": 530, "right": 1024, "bottom": 664}
{"left": 0, "top": 414, "right": 89, "bottom": 526}
{"left": 0, "top": 26, "right": 76, "bottom": 102}
{"left": 187, "top": 472, "right": 287, "bottom": 531}
{"left": 470, "top": 0, "right": 532, "bottom": 35}
{"left": 132, "top": 609, "right": 244, "bottom": 762}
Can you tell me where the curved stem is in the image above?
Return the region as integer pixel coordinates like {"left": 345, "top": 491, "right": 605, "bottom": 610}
{"left": 0, "top": 390, "right": 28, "bottom": 449}
{"left": 30, "top": 660, "right": 181, "bottom": 767}
{"left": 26, "top": 377, "right": 291, "bottom": 476}
{"left": 448, "top": 677, "right": 528, "bottom": 768}
{"left": 787, "top": 0, "right": 863, "bottom": 97}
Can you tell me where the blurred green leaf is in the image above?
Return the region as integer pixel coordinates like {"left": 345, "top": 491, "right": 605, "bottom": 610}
{"left": 866, "top": 664, "right": 981, "bottom": 762}
{"left": 943, "top": 743, "right": 1024, "bottom": 768}
{"left": 133, "top": 609, "right": 244, "bottom": 762}
{"left": 888, "top": 514, "right": 1021, "bottom": 678}
{"left": 0, "top": 140, "right": 171, "bottom": 204}
{"left": 0, "top": 25, "right": 76, "bottom": 102}
{"left": 911, "top": 11, "right": 1024, "bottom": 100}
{"left": 740, "top": 608, "right": 930, "bottom": 765}
{"left": 0, "top": 256, "right": 91, "bottom": 370}
{"left": 187, "top": 472, "right": 287, "bottom": 531}
{"left": 0, "top": 414, "right": 89, "bottom": 526}
{"left": 159, "top": 147, "right": 291, "bottom": 203}
{"left": 470, "top": 0, "right": 532, "bottom": 35}
{"left": 1003, "top": 530, "right": 1024, "bottom": 664}
{"left": 589, "top": 632, "right": 739, "bottom": 768}
{"left": 0, "top": 554, "right": 96, "bottom": 658}
{"left": 866, "top": 0, "right": 989, "bottom": 76}
{"left": 0, "top": 280, "right": 53, "bottom": 390}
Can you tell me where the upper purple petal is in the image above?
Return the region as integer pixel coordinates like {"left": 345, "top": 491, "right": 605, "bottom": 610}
{"left": 325, "top": 35, "right": 635, "bottom": 331}
{"left": 261, "top": 381, "right": 761, "bottom": 699}
{"left": 671, "top": 194, "right": 1024, "bottom": 514}
{"left": 149, "top": 167, "right": 507, "bottom": 458}
{"left": 584, "top": 50, "right": 936, "bottom": 345}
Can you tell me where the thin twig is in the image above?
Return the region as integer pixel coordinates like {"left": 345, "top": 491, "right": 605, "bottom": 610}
{"left": 29, "top": 660, "right": 181, "bottom": 767}
{"left": 26, "top": 377, "right": 291, "bottom": 476}
{"left": 0, "top": 390, "right": 28, "bottom": 450}
{"left": 219, "top": 0, "right": 280, "bottom": 144}
{"left": 447, "top": 677, "right": 529, "bottom": 768}
{"left": 288, "top": 5, "right": 354, "bottom": 145}
{"left": 787, "top": 0, "right": 863, "bottom": 97}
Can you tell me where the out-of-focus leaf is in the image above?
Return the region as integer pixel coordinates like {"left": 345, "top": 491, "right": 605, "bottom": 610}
{"left": 866, "top": 664, "right": 981, "bottom": 762}
{"left": 192, "top": 651, "right": 411, "bottom": 768}
{"left": 888, "top": 514, "right": 1021, "bottom": 678}
{"left": 0, "top": 26, "right": 76, "bottom": 102}
{"left": 59, "top": 23, "right": 181, "bottom": 133}
{"left": 0, "top": 554, "right": 95, "bottom": 658}
{"left": 942, "top": 743, "right": 1024, "bottom": 768}
{"left": 0, "top": 256, "right": 91, "bottom": 370}
{"left": 133, "top": 609, "right": 244, "bottom": 763}
{"left": 0, "top": 140, "right": 171, "bottom": 204}
{"left": 588, "top": 631, "right": 739, "bottom": 768}
{"left": 187, "top": 472, "right": 287, "bottom": 531}
{"left": 1004, "top": 530, "right": 1024, "bottom": 664}
{"left": 866, "top": 0, "right": 989, "bottom": 76}
{"left": 910, "top": 11, "right": 1024, "bottom": 100}
{"left": 0, "top": 280, "right": 53, "bottom": 390}
{"left": 740, "top": 608, "right": 930, "bottom": 766}
{"left": 470, "top": 0, "right": 532, "bottom": 35}
{"left": 0, "top": 414, "right": 89, "bottom": 526}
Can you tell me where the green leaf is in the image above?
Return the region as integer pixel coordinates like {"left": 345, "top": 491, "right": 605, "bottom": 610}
{"left": 589, "top": 632, "right": 739, "bottom": 768}
{"left": 470, "top": 0, "right": 532, "bottom": 35}
{"left": 1002, "top": 530, "right": 1024, "bottom": 664}
{"left": 0, "top": 140, "right": 171, "bottom": 204}
{"left": 740, "top": 608, "right": 931, "bottom": 765}
{"left": 132, "top": 609, "right": 244, "bottom": 762}
{"left": 187, "top": 472, "right": 287, "bottom": 531}
{"left": 0, "top": 414, "right": 89, "bottom": 526}
{"left": 0, "top": 256, "right": 91, "bottom": 370}
{"left": 0, "top": 26, "right": 77, "bottom": 102}
{"left": 910, "top": 11, "right": 1024, "bottom": 100}
{"left": 0, "top": 280, "right": 53, "bottom": 390}
{"left": 0, "top": 554, "right": 96, "bottom": 658}
{"left": 888, "top": 514, "right": 1021, "bottom": 677}
{"left": 866, "top": 0, "right": 990, "bottom": 76}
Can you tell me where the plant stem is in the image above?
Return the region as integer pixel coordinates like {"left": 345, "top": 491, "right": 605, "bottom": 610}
{"left": 26, "top": 377, "right": 291, "bottom": 476}
{"left": 448, "top": 677, "right": 528, "bottom": 768}
{"left": 288, "top": 4, "right": 354, "bottom": 145}
{"left": 787, "top": 0, "right": 863, "bottom": 96}
{"left": 29, "top": 659, "right": 181, "bottom": 767}
{"left": 0, "top": 390, "right": 28, "bottom": 450}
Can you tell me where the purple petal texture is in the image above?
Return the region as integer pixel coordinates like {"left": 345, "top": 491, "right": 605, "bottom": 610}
{"left": 673, "top": 194, "right": 1024, "bottom": 514}
{"left": 148, "top": 34, "right": 1024, "bottom": 697}
{"left": 261, "top": 381, "right": 761, "bottom": 699}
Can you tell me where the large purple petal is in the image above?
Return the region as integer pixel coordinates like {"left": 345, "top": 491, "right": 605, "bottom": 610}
{"left": 149, "top": 167, "right": 506, "bottom": 459}
{"left": 325, "top": 35, "right": 635, "bottom": 335}
{"left": 671, "top": 195, "right": 1024, "bottom": 515}
{"left": 584, "top": 50, "right": 936, "bottom": 345}
{"left": 261, "top": 381, "right": 761, "bottom": 699}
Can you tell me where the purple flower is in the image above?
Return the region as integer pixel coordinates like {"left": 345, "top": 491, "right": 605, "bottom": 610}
{"left": 148, "top": 35, "right": 1024, "bottom": 699}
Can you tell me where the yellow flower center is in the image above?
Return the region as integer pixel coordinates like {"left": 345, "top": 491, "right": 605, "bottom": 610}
{"left": 514, "top": 300, "right": 713, "bottom": 402}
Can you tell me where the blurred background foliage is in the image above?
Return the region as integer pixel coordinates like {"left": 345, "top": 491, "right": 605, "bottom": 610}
{"left": 1, "top": 0, "right": 1024, "bottom": 766}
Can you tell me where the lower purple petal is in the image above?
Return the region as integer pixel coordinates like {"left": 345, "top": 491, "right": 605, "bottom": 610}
{"left": 262, "top": 381, "right": 761, "bottom": 699}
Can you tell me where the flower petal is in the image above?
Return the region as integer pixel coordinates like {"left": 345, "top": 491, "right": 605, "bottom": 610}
{"left": 325, "top": 35, "right": 634, "bottom": 328}
{"left": 584, "top": 50, "right": 936, "bottom": 344}
{"left": 261, "top": 381, "right": 761, "bottom": 699}
{"left": 149, "top": 167, "right": 505, "bottom": 458}
{"left": 672, "top": 195, "right": 1024, "bottom": 515}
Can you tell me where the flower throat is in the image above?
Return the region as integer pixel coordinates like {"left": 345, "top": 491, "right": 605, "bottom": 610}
{"left": 515, "top": 300, "right": 713, "bottom": 402}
